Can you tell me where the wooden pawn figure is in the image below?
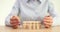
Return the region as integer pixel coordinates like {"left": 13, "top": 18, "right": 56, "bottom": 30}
{"left": 35, "top": 23, "right": 37, "bottom": 29}
{"left": 25, "top": 23, "right": 29, "bottom": 29}
{"left": 31, "top": 23, "right": 34, "bottom": 29}
{"left": 37, "top": 23, "right": 41, "bottom": 29}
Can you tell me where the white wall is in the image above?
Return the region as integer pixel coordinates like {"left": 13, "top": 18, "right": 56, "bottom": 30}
{"left": 0, "top": 0, "right": 60, "bottom": 26}
{"left": 0, "top": 0, "right": 16, "bottom": 26}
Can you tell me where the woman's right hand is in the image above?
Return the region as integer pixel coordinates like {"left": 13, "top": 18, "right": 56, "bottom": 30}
{"left": 10, "top": 16, "right": 20, "bottom": 29}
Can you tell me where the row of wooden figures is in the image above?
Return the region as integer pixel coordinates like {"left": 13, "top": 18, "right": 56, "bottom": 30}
{"left": 22, "top": 23, "right": 41, "bottom": 29}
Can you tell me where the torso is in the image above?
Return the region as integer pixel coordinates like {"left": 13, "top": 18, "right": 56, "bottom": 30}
{"left": 19, "top": 0, "right": 49, "bottom": 21}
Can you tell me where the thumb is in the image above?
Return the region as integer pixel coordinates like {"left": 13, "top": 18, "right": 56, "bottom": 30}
{"left": 11, "top": 16, "right": 20, "bottom": 21}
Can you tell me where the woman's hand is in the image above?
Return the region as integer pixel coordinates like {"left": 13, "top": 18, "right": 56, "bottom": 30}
{"left": 10, "top": 16, "right": 20, "bottom": 29}
{"left": 43, "top": 16, "right": 53, "bottom": 28}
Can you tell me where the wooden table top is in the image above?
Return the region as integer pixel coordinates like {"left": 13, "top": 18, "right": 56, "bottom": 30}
{"left": 0, "top": 26, "right": 60, "bottom": 32}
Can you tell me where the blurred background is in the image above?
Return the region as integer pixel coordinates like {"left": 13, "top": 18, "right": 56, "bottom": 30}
{"left": 0, "top": 0, "right": 60, "bottom": 26}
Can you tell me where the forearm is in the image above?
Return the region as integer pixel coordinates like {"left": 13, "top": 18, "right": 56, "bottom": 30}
{"left": 5, "top": 0, "right": 20, "bottom": 26}
{"left": 5, "top": 16, "right": 12, "bottom": 27}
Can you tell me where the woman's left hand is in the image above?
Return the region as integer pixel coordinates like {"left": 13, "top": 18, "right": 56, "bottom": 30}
{"left": 43, "top": 16, "right": 53, "bottom": 28}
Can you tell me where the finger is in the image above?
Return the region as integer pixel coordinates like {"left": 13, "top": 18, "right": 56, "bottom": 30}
{"left": 13, "top": 16, "right": 20, "bottom": 21}
{"left": 45, "top": 25, "right": 51, "bottom": 28}
{"left": 10, "top": 16, "right": 20, "bottom": 21}
{"left": 10, "top": 19, "right": 19, "bottom": 23}
{"left": 10, "top": 20, "right": 20, "bottom": 25}
{"left": 10, "top": 16, "right": 16, "bottom": 19}
{"left": 43, "top": 19, "right": 53, "bottom": 23}
{"left": 44, "top": 17, "right": 52, "bottom": 20}
{"left": 12, "top": 22, "right": 19, "bottom": 26}
{"left": 10, "top": 17, "right": 19, "bottom": 21}
{"left": 44, "top": 18, "right": 53, "bottom": 20}
{"left": 44, "top": 22, "right": 52, "bottom": 25}
{"left": 44, "top": 16, "right": 53, "bottom": 20}
{"left": 11, "top": 22, "right": 19, "bottom": 25}
{"left": 12, "top": 23, "right": 17, "bottom": 26}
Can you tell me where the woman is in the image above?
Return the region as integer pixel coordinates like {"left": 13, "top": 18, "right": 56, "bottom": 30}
{"left": 5, "top": 0, "right": 57, "bottom": 28}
